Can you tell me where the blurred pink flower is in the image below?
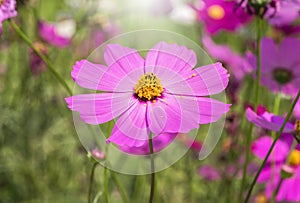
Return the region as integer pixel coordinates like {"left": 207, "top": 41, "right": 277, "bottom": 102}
{"left": 198, "top": 165, "right": 220, "bottom": 181}
{"left": 91, "top": 148, "right": 105, "bottom": 159}
{"left": 247, "top": 37, "right": 300, "bottom": 95}
{"left": 294, "top": 95, "right": 300, "bottom": 119}
{"left": 194, "top": 0, "right": 251, "bottom": 34}
{"left": 38, "top": 20, "right": 75, "bottom": 48}
{"left": 66, "top": 42, "right": 230, "bottom": 147}
{"left": 0, "top": 0, "right": 17, "bottom": 35}
{"left": 202, "top": 35, "right": 253, "bottom": 80}
{"left": 246, "top": 107, "right": 294, "bottom": 133}
{"left": 252, "top": 135, "right": 300, "bottom": 202}
{"left": 267, "top": 0, "right": 300, "bottom": 26}
{"left": 30, "top": 42, "right": 47, "bottom": 76}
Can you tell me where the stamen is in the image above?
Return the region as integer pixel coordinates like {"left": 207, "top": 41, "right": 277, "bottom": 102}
{"left": 134, "top": 73, "right": 163, "bottom": 101}
{"left": 288, "top": 150, "right": 300, "bottom": 166}
{"left": 207, "top": 5, "right": 225, "bottom": 20}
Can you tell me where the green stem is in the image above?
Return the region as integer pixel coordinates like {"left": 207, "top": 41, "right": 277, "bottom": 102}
{"left": 88, "top": 162, "right": 98, "bottom": 203}
{"left": 104, "top": 144, "right": 110, "bottom": 203}
{"left": 111, "top": 172, "right": 130, "bottom": 203}
{"left": 244, "top": 90, "right": 300, "bottom": 203}
{"left": 255, "top": 17, "right": 262, "bottom": 109}
{"left": 8, "top": 19, "right": 72, "bottom": 96}
{"left": 148, "top": 133, "right": 155, "bottom": 203}
{"left": 239, "top": 16, "right": 263, "bottom": 202}
{"left": 239, "top": 124, "right": 254, "bottom": 202}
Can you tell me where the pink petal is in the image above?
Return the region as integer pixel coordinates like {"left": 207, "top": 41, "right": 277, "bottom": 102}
{"left": 118, "top": 133, "right": 177, "bottom": 155}
{"left": 251, "top": 136, "right": 289, "bottom": 162}
{"left": 107, "top": 101, "right": 149, "bottom": 147}
{"left": 65, "top": 93, "right": 133, "bottom": 124}
{"left": 166, "top": 62, "right": 229, "bottom": 96}
{"left": 147, "top": 93, "right": 230, "bottom": 134}
{"left": 246, "top": 108, "right": 294, "bottom": 133}
{"left": 71, "top": 60, "right": 108, "bottom": 90}
{"left": 145, "top": 42, "right": 196, "bottom": 80}
{"left": 147, "top": 93, "right": 199, "bottom": 134}
{"left": 278, "top": 37, "right": 300, "bottom": 69}
{"left": 101, "top": 44, "right": 145, "bottom": 91}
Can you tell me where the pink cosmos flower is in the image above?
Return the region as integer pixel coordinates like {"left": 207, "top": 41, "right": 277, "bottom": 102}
{"left": 246, "top": 107, "right": 294, "bottom": 133}
{"left": 30, "top": 42, "right": 47, "bottom": 76}
{"left": 267, "top": 0, "right": 300, "bottom": 26}
{"left": 38, "top": 20, "right": 75, "bottom": 48}
{"left": 295, "top": 97, "right": 300, "bottom": 120}
{"left": 194, "top": 0, "right": 251, "bottom": 34}
{"left": 252, "top": 135, "right": 300, "bottom": 202}
{"left": 66, "top": 42, "right": 230, "bottom": 147}
{"left": 198, "top": 165, "right": 220, "bottom": 181}
{"left": 0, "top": 0, "right": 17, "bottom": 35}
{"left": 202, "top": 35, "right": 253, "bottom": 80}
{"left": 247, "top": 37, "right": 300, "bottom": 95}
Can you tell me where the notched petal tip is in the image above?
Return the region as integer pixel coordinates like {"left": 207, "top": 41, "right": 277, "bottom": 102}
{"left": 71, "top": 59, "right": 87, "bottom": 81}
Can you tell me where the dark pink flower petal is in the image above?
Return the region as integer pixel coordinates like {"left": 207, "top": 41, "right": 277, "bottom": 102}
{"left": 38, "top": 21, "right": 71, "bottom": 48}
{"left": 246, "top": 108, "right": 294, "bottom": 132}
{"left": 251, "top": 136, "right": 290, "bottom": 162}
{"left": 65, "top": 93, "right": 134, "bottom": 125}
{"left": 202, "top": 35, "right": 253, "bottom": 80}
{"left": 118, "top": 133, "right": 177, "bottom": 155}
{"left": 198, "top": 165, "right": 220, "bottom": 181}
{"left": 145, "top": 42, "right": 196, "bottom": 79}
{"left": 107, "top": 101, "right": 149, "bottom": 147}
{"left": 257, "top": 163, "right": 281, "bottom": 183}
{"left": 166, "top": 62, "right": 229, "bottom": 96}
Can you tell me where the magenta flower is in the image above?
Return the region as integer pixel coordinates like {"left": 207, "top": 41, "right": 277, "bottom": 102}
{"left": 0, "top": 0, "right": 17, "bottom": 35}
{"left": 246, "top": 107, "right": 294, "bottom": 133}
{"left": 194, "top": 0, "right": 251, "bottom": 34}
{"left": 202, "top": 35, "right": 253, "bottom": 80}
{"left": 252, "top": 135, "right": 300, "bottom": 202}
{"left": 267, "top": 0, "right": 300, "bottom": 26}
{"left": 38, "top": 20, "right": 75, "bottom": 48}
{"left": 118, "top": 133, "right": 177, "bottom": 155}
{"left": 295, "top": 97, "right": 300, "bottom": 120}
{"left": 66, "top": 42, "right": 230, "bottom": 147}
{"left": 30, "top": 42, "right": 47, "bottom": 76}
{"left": 198, "top": 165, "right": 220, "bottom": 181}
{"left": 247, "top": 37, "right": 300, "bottom": 95}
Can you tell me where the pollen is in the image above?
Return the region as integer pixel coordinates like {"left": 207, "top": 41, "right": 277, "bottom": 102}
{"left": 288, "top": 149, "right": 300, "bottom": 166}
{"left": 134, "top": 73, "right": 163, "bottom": 101}
{"left": 207, "top": 5, "right": 225, "bottom": 20}
{"left": 0, "top": 0, "right": 4, "bottom": 6}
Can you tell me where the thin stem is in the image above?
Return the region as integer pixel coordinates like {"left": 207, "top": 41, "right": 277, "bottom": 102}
{"left": 255, "top": 17, "right": 262, "bottom": 109}
{"left": 244, "top": 90, "right": 300, "bottom": 203}
{"left": 8, "top": 19, "right": 72, "bottom": 96}
{"left": 148, "top": 133, "right": 155, "bottom": 203}
{"left": 239, "top": 16, "right": 263, "bottom": 202}
{"left": 239, "top": 125, "right": 254, "bottom": 202}
{"left": 104, "top": 144, "right": 110, "bottom": 203}
{"left": 88, "top": 162, "right": 99, "bottom": 203}
{"left": 111, "top": 172, "right": 130, "bottom": 203}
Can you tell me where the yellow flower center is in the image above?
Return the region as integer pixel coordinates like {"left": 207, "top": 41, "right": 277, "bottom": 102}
{"left": 288, "top": 150, "right": 300, "bottom": 166}
{"left": 134, "top": 73, "right": 163, "bottom": 101}
{"left": 254, "top": 193, "right": 268, "bottom": 203}
{"left": 0, "top": 0, "right": 5, "bottom": 6}
{"left": 207, "top": 5, "right": 225, "bottom": 20}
